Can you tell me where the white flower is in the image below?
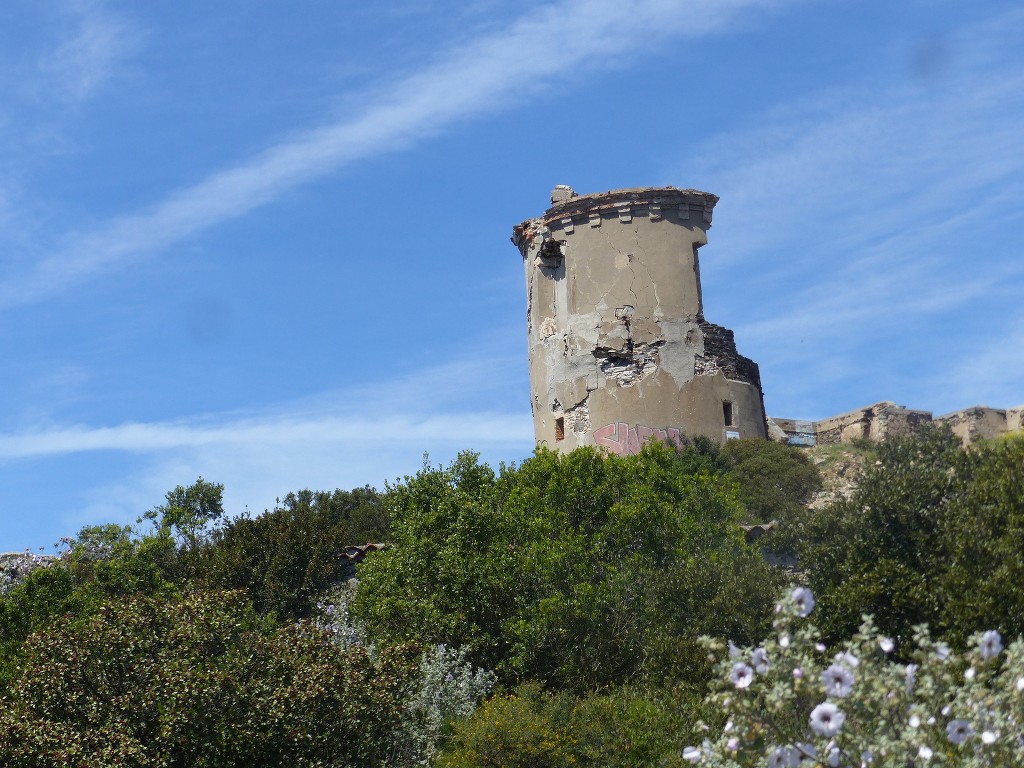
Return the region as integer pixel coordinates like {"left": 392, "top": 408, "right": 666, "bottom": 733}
{"left": 941, "top": 705, "right": 952, "bottom": 717}
{"left": 1017, "top": 676, "right": 1024, "bottom": 692}
{"left": 879, "top": 636, "right": 894, "bottom": 653}
{"left": 726, "top": 737, "right": 739, "bottom": 752}
{"left": 730, "top": 662, "right": 754, "bottom": 689}
{"left": 834, "top": 651, "right": 860, "bottom": 669}
{"left": 810, "top": 702, "right": 845, "bottom": 737}
{"left": 795, "top": 743, "right": 817, "bottom": 761}
{"left": 965, "top": 667, "right": 976, "bottom": 681}
{"left": 979, "top": 630, "right": 1003, "bottom": 660}
{"left": 724, "top": 720, "right": 733, "bottom": 732}
{"left": 793, "top": 667, "right": 804, "bottom": 679}
{"left": 753, "top": 647, "right": 770, "bottom": 674}
{"left": 682, "top": 745, "right": 702, "bottom": 762}
{"left": 815, "top": 643, "right": 827, "bottom": 652}
{"left": 822, "top": 664, "right": 855, "bottom": 698}
{"left": 935, "top": 643, "right": 951, "bottom": 661}
{"left": 918, "top": 745, "right": 933, "bottom": 760}
{"left": 780, "top": 635, "right": 791, "bottom": 648}
{"left": 946, "top": 719, "right": 974, "bottom": 745}
{"left": 767, "top": 747, "right": 789, "bottom": 768}
{"left": 827, "top": 747, "right": 841, "bottom": 767}
{"left": 861, "top": 749, "right": 873, "bottom": 765}
{"left": 792, "top": 587, "right": 815, "bottom": 617}
{"left": 909, "top": 715, "right": 921, "bottom": 728}
{"left": 778, "top": 746, "right": 802, "bottom": 767}
{"left": 982, "top": 731, "right": 996, "bottom": 745}
{"left": 927, "top": 717, "right": 936, "bottom": 725}
{"left": 728, "top": 640, "right": 741, "bottom": 658}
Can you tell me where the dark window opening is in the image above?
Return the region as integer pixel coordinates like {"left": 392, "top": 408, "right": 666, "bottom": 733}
{"left": 554, "top": 417, "right": 565, "bottom": 441}
{"left": 723, "top": 401, "right": 735, "bottom": 427}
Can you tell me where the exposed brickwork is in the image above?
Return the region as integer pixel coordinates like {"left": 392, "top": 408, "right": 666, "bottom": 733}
{"left": 698, "top": 321, "right": 762, "bottom": 389}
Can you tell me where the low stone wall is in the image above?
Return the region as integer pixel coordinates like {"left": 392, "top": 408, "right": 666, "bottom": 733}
{"left": 770, "top": 401, "right": 1024, "bottom": 447}
{"left": 936, "top": 406, "right": 1011, "bottom": 444}
{"left": 814, "top": 402, "right": 933, "bottom": 445}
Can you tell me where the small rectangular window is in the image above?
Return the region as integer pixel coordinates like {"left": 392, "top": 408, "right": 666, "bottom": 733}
{"left": 723, "top": 401, "right": 735, "bottom": 427}
{"left": 554, "top": 417, "right": 565, "bottom": 441}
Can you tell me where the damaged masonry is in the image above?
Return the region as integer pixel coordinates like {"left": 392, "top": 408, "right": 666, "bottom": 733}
{"left": 512, "top": 185, "right": 767, "bottom": 455}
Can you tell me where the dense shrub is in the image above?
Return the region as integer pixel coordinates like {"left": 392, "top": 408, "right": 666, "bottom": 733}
{"left": 353, "top": 441, "right": 783, "bottom": 691}
{"left": 440, "top": 683, "right": 701, "bottom": 767}
{"left": 721, "top": 438, "right": 822, "bottom": 525}
{"left": 794, "top": 428, "right": 1024, "bottom": 646}
{"left": 189, "top": 486, "right": 387, "bottom": 620}
{"left": 0, "top": 590, "right": 418, "bottom": 767}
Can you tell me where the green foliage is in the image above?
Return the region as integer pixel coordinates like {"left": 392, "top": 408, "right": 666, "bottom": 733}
{"left": 189, "top": 486, "right": 387, "bottom": 620}
{"left": 393, "top": 644, "right": 497, "bottom": 767}
{"left": 721, "top": 438, "right": 822, "bottom": 525}
{"left": 439, "top": 684, "right": 579, "bottom": 768}
{"left": 0, "top": 590, "right": 419, "bottom": 767}
{"left": 353, "top": 442, "right": 782, "bottom": 691}
{"left": 0, "top": 523, "right": 180, "bottom": 684}
{"left": 139, "top": 477, "right": 225, "bottom": 553}
{"left": 439, "top": 684, "right": 700, "bottom": 767}
{"left": 795, "top": 427, "right": 1024, "bottom": 646}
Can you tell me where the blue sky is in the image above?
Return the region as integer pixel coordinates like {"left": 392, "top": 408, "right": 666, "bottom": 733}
{"left": 1, "top": 0, "right": 1021, "bottom": 551}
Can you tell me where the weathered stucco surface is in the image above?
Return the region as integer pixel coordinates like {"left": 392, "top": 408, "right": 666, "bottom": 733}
{"left": 513, "top": 186, "right": 767, "bottom": 453}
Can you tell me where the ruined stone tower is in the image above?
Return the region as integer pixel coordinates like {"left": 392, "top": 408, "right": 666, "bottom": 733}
{"left": 512, "top": 186, "right": 767, "bottom": 454}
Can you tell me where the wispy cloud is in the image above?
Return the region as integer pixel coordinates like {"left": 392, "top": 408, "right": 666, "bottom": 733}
{"left": 40, "top": 1, "right": 142, "bottom": 104}
{"left": 0, "top": 0, "right": 792, "bottom": 309}
{"left": 0, "top": 410, "right": 530, "bottom": 462}
{"left": 0, "top": 355, "right": 534, "bottom": 532}
{"left": 683, "top": 7, "right": 1024, "bottom": 417}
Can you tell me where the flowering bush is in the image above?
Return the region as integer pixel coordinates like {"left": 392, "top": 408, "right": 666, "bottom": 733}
{"left": 687, "top": 587, "right": 1024, "bottom": 766}
{"left": 0, "top": 551, "right": 55, "bottom": 596}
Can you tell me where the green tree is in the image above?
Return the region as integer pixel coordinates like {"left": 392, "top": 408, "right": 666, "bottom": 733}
{"left": 353, "top": 442, "right": 782, "bottom": 691}
{"left": 0, "top": 590, "right": 418, "bottom": 767}
{"left": 140, "top": 476, "right": 225, "bottom": 550}
{"left": 795, "top": 428, "right": 1024, "bottom": 646}
{"left": 0, "top": 523, "right": 179, "bottom": 684}
{"left": 189, "top": 486, "right": 387, "bottom": 620}
{"left": 721, "top": 438, "right": 822, "bottom": 525}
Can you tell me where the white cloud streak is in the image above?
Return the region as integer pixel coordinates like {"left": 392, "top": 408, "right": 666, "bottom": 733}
{"left": 1, "top": 355, "right": 535, "bottom": 531}
{"left": 0, "top": 0, "right": 790, "bottom": 309}
{"left": 0, "top": 411, "right": 530, "bottom": 462}
{"left": 41, "top": 0, "right": 142, "bottom": 104}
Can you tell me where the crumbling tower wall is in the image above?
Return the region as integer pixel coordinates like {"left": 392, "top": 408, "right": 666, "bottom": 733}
{"left": 512, "top": 186, "right": 767, "bottom": 454}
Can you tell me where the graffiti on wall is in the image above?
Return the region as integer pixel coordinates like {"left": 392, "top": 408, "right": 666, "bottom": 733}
{"left": 593, "top": 422, "right": 685, "bottom": 456}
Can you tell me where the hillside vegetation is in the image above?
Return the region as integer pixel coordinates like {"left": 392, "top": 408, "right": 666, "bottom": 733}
{"left": 0, "top": 428, "right": 1022, "bottom": 766}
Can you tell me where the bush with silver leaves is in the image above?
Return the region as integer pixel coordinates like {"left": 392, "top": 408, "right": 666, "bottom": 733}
{"left": 685, "top": 587, "right": 1024, "bottom": 767}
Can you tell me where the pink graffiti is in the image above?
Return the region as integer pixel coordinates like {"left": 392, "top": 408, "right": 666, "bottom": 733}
{"left": 593, "top": 422, "right": 684, "bottom": 455}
